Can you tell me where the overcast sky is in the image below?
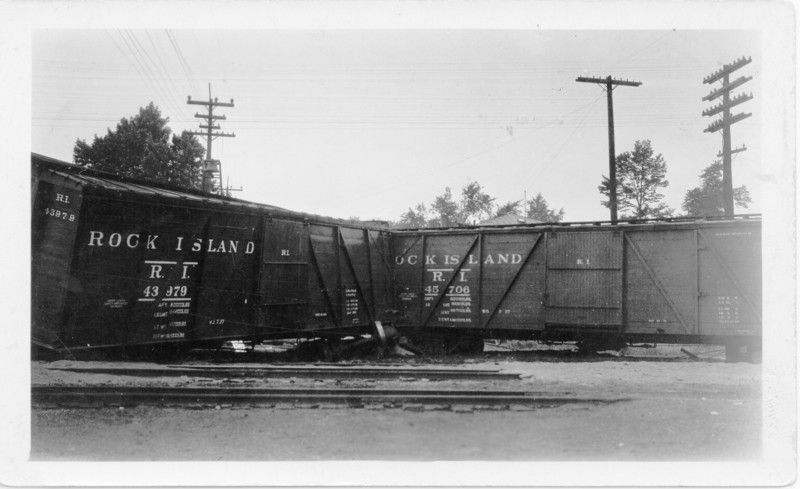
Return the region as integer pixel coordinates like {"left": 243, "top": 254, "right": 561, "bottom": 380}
{"left": 32, "top": 27, "right": 766, "bottom": 222}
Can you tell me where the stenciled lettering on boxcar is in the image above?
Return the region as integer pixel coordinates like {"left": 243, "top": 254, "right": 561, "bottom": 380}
{"left": 42, "top": 192, "right": 78, "bottom": 223}
{"left": 86, "top": 231, "right": 256, "bottom": 255}
{"left": 32, "top": 180, "right": 85, "bottom": 347}
{"left": 422, "top": 252, "right": 481, "bottom": 325}
{"left": 696, "top": 225, "right": 761, "bottom": 336}
{"left": 345, "top": 287, "right": 359, "bottom": 317}
{"left": 393, "top": 232, "right": 527, "bottom": 328}
{"left": 72, "top": 212, "right": 259, "bottom": 344}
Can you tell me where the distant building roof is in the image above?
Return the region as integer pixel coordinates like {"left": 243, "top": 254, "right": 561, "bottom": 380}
{"left": 357, "top": 220, "right": 390, "bottom": 228}
{"left": 479, "top": 213, "right": 542, "bottom": 226}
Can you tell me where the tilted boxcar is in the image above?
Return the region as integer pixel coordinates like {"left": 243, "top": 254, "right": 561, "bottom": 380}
{"left": 32, "top": 154, "right": 394, "bottom": 352}
{"left": 391, "top": 217, "right": 762, "bottom": 360}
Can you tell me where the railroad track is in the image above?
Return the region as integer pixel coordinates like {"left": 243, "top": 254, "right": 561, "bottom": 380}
{"left": 46, "top": 364, "right": 521, "bottom": 381}
{"left": 32, "top": 385, "right": 626, "bottom": 409}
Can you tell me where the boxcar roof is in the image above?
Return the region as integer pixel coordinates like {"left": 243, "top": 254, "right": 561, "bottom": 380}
{"left": 392, "top": 214, "right": 761, "bottom": 234}
{"left": 32, "top": 153, "right": 364, "bottom": 227}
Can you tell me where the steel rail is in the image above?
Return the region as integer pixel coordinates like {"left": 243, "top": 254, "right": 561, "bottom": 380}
{"left": 46, "top": 365, "right": 521, "bottom": 381}
{"left": 32, "top": 385, "right": 625, "bottom": 408}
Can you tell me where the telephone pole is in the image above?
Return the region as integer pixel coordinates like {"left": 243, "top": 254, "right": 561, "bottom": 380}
{"left": 187, "top": 83, "right": 235, "bottom": 195}
{"left": 702, "top": 56, "right": 753, "bottom": 218}
{"left": 576, "top": 75, "right": 642, "bottom": 224}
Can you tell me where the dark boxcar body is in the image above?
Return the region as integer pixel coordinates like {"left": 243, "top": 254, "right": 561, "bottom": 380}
{"left": 32, "top": 154, "right": 393, "bottom": 351}
{"left": 391, "top": 219, "right": 761, "bottom": 351}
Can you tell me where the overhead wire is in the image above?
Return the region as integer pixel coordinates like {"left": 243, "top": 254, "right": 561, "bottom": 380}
{"left": 309, "top": 88, "right": 608, "bottom": 209}
{"left": 104, "top": 30, "right": 143, "bottom": 82}
{"left": 35, "top": 34, "right": 714, "bottom": 133}
{"left": 124, "top": 30, "right": 188, "bottom": 121}
{"left": 523, "top": 90, "right": 606, "bottom": 185}
{"left": 117, "top": 30, "right": 178, "bottom": 118}
{"left": 34, "top": 31, "right": 756, "bottom": 209}
{"left": 144, "top": 30, "right": 196, "bottom": 123}
{"left": 166, "top": 29, "right": 200, "bottom": 96}
{"left": 46, "top": 30, "right": 202, "bottom": 147}
{"left": 296, "top": 33, "right": 701, "bottom": 215}
{"left": 621, "top": 30, "right": 677, "bottom": 66}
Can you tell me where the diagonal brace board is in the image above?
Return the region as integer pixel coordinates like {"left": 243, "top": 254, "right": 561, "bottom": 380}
{"left": 337, "top": 228, "right": 375, "bottom": 324}
{"left": 307, "top": 230, "right": 340, "bottom": 328}
{"left": 367, "top": 230, "right": 393, "bottom": 276}
{"left": 624, "top": 233, "right": 691, "bottom": 334}
{"left": 396, "top": 235, "right": 422, "bottom": 260}
{"left": 421, "top": 235, "right": 480, "bottom": 327}
{"left": 480, "top": 234, "right": 542, "bottom": 329}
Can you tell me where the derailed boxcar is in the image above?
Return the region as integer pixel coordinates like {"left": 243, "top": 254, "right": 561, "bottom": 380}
{"left": 32, "top": 154, "right": 393, "bottom": 352}
{"left": 391, "top": 219, "right": 762, "bottom": 360}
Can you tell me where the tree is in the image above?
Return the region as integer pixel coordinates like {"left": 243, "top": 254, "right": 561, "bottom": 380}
{"left": 169, "top": 131, "right": 207, "bottom": 188}
{"left": 397, "top": 183, "right": 567, "bottom": 228}
{"left": 494, "top": 200, "right": 521, "bottom": 217}
{"left": 73, "top": 103, "right": 206, "bottom": 189}
{"left": 681, "top": 161, "right": 752, "bottom": 216}
{"left": 430, "top": 187, "right": 461, "bottom": 226}
{"left": 459, "top": 181, "right": 495, "bottom": 224}
{"left": 599, "top": 139, "right": 673, "bottom": 219}
{"left": 426, "top": 182, "right": 496, "bottom": 226}
{"left": 527, "top": 193, "right": 565, "bottom": 222}
{"left": 398, "top": 203, "right": 431, "bottom": 228}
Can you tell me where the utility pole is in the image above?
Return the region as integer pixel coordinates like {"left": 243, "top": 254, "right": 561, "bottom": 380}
{"left": 576, "top": 76, "right": 642, "bottom": 224}
{"left": 524, "top": 190, "right": 528, "bottom": 219}
{"left": 702, "top": 57, "right": 753, "bottom": 218}
{"left": 187, "top": 83, "right": 235, "bottom": 195}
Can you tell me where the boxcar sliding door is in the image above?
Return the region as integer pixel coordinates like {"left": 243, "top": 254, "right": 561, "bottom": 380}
{"left": 258, "top": 219, "right": 309, "bottom": 332}
{"left": 545, "top": 231, "right": 623, "bottom": 334}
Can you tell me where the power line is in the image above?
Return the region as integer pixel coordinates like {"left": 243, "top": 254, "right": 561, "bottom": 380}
{"left": 144, "top": 31, "right": 195, "bottom": 121}
{"left": 622, "top": 30, "right": 676, "bottom": 64}
{"left": 166, "top": 30, "right": 200, "bottom": 96}
{"left": 124, "top": 30, "right": 187, "bottom": 120}
{"left": 105, "top": 30, "right": 150, "bottom": 97}
{"left": 526, "top": 91, "right": 605, "bottom": 183}
{"left": 117, "top": 31, "right": 178, "bottom": 117}
{"left": 309, "top": 91, "right": 607, "bottom": 209}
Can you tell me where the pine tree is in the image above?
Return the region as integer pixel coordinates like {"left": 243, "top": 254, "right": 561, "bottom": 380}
{"left": 527, "top": 193, "right": 565, "bottom": 222}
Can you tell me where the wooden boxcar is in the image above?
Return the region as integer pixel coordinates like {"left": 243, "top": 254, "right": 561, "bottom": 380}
{"left": 32, "top": 154, "right": 394, "bottom": 352}
{"left": 391, "top": 218, "right": 762, "bottom": 359}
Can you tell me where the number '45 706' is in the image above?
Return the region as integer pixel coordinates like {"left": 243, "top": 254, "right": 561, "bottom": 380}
{"left": 143, "top": 285, "right": 188, "bottom": 298}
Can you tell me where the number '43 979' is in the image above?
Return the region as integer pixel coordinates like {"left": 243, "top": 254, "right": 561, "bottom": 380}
{"left": 143, "top": 285, "right": 188, "bottom": 298}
